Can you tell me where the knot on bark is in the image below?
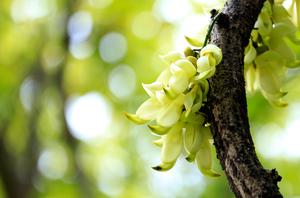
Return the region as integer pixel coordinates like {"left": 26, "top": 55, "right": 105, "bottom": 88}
{"left": 268, "top": 169, "right": 282, "bottom": 183}
{"left": 216, "top": 13, "right": 229, "bottom": 29}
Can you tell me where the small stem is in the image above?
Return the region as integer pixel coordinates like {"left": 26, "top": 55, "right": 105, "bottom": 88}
{"left": 203, "top": 12, "right": 221, "bottom": 47}
{"left": 193, "top": 12, "right": 221, "bottom": 56}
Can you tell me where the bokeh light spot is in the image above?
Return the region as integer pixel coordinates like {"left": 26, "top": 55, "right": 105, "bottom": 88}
{"left": 20, "top": 78, "right": 38, "bottom": 112}
{"left": 97, "top": 156, "right": 127, "bottom": 197}
{"left": 149, "top": 160, "right": 205, "bottom": 197}
{"left": 256, "top": 103, "right": 300, "bottom": 159}
{"left": 38, "top": 145, "right": 68, "bottom": 180}
{"left": 11, "top": 0, "right": 53, "bottom": 22}
{"left": 65, "top": 92, "right": 112, "bottom": 142}
{"left": 131, "top": 12, "right": 161, "bottom": 40}
{"left": 42, "top": 44, "right": 65, "bottom": 70}
{"left": 88, "top": 0, "right": 113, "bottom": 8}
{"left": 99, "top": 32, "right": 127, "bottom": 63}
{"left": 68, "top": 11, "right": 93, "bottom": 43}
{"left": 153, "top": 0, "right": 192, "bottom": 23}
{"left": 108, "top": 65, "right": 136, "bottom": 100}
{"left": 69, "top": 41, "right": 94, "bottom": 60}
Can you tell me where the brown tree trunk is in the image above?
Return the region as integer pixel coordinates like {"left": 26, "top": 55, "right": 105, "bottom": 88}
{"left": 207, "top": 0, "right": 283, "bottom": 197}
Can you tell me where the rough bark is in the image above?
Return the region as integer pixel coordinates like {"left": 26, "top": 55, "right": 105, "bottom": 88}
{"left": 207, "top": 0, "right": 283, "bottom": 197}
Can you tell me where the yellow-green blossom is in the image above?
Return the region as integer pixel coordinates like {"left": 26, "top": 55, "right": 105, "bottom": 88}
{"left": 126, "top": 44, "right": 222, "bottom": 176}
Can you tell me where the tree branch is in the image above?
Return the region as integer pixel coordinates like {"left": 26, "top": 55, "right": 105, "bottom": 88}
{"left": 207, "top": 0, "right": 283, "bottom": 197}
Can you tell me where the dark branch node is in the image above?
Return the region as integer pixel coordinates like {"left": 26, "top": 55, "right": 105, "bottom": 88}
{"left": 210, "top": 9, "right": 218, "bottom": 18}
{"left": 216, "top": 13, "right": 230, "bottom": 29}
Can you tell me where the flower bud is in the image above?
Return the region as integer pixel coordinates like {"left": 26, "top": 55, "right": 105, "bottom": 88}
{"left": 184, "top": 47, "right": 195, "bottom": 57}
{"left": 200, "top": 44, "right": 222, "bottom": 65}
{"left": 196, "top": 145, "right": 220, "bottom": 177}
{"left": 186, "top": 56, "right": 197, "bottom": 67}
{"left": 197, "top": 56, "right": 211, "bottom": 73}
{"left": 184, "top": 124, "right": 202, "bottom": 159}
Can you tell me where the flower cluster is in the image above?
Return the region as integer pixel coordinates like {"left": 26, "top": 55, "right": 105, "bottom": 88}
{"left": 126, "top": 44, "right": 222, "bottom": 176}
{"left": 244, "top": 0, "right": 300, "bottom": 106}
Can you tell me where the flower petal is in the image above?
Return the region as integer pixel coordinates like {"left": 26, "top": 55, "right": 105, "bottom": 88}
{"left": 157, "top": 94, "right": 185, "bottom": 127}
{"left": 156, "top": 68, "right": 172, "bottom": 86}
{"left": 155, "top": 90, "right": 171, "bottom": 104}
{"left": 136, "top": 98, "right": 162, "bottom": 120}
{"left": 184, "top": 124, "right": 202, "bottom": 155}
{"left": 124, "top": 112, "right": 147, "bottom": 124}
{"left": 148, "top": 124, "right": 170, "bottom": 135}
{"left": 195, "top": 141, "right": 220, "bottom": 177}
{"left": 174, "top": 59, "right": 197, "bottom": 78}
{"left": 152, "top": 161, "right": 175, "bottom": 171}
{"left": 160, "top": 123, "right": 183, "bottom": 163}
{"left": 200, "top": 44, "right": 222, "bottom": 65}
{"left": 184, "top": 35, "right": 203, "bottom": 47}
{"left": 195, "top": 67, "right": 215, "bottom": 80}
{"left": 244, "top": 40, "right": 257, "bottom": 65}
{"left": 168, "top": 67, "right": 189, "bottom": 94}
{"left": 197, "top": 56, "right": 211, "bottom": 73}
{"left": 184, "top": 85, "right": 198, "bottom": 116}
{"left": 142, "top": 82, "right": 163, "bottom": 98}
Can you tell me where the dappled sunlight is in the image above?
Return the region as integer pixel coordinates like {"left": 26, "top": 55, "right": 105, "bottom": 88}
{"left": 38, "top": 144, "right": 69, "bottom": 180}
{"left": 19, "top": 77, "right": 38, "bottom": 112}
{"left": 108, "top": 64, "right": 136, "bottom": 100}
{"left": 88, "top": 0, "right": 114, "bottom": 9}
{"left": 99, "top": 32, "right": 127, "bottom": 63}
{"left": 69, "top": 41, "right": 94, "bottom": 60}
{"left": 96, "top": 155, "right": 128, "bottom": 196}
{"left": 149, "top": 160, "right": 206, "bottom": 197}
{"left": 256, "top": 103, "right": 300, "bottom": 159}
{"left": 153, "top": 0, "right": 192, "bottom": 23}
{"left": 131, "top": 11, "right": 161, "bottom": 40}
{"left": 65, "top": 92, "right": 112, "bottom": 142}
{"left": 11, "top": 0, "right": 53, "bottom": 22}
{"left": 68, "top": 11, "right": 93, "bottom": 43}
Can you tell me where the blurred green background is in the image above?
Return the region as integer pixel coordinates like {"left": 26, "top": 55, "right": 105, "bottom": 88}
{"left": 0, "top": 0, "right": 300, "bottom": 197}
